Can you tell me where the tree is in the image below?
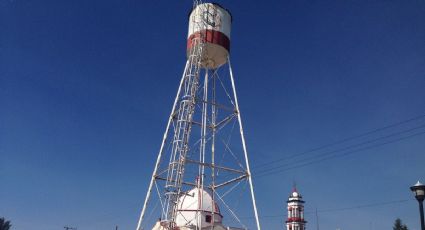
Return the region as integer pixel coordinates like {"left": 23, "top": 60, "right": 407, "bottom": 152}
{"left": 0, "top": 217, "right": 11, "bottom": 230}
{"left": 393, "top": 218, "right": 408, "bottom": 230}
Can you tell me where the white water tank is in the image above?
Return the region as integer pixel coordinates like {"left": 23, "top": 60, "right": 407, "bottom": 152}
{"left": 187, "top": 3, "right": 232, "bottom": 69}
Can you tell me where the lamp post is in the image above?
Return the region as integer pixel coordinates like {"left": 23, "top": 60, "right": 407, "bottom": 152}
{"left": 410, "top": 181, "right": 425, "bottom": 230}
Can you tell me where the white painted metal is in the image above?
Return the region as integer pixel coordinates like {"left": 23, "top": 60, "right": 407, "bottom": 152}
{"left": 136, "top": 2, "right": 262, "bottom": 230}
{"left": 187, "top": 3, "right": 231, "bottom": 69}
{"left": 136, "top": 60, "right": 190, "bottom": 230}
{"left": 210, "top": 70, "right": 217, "bottom": 230}
{"left": 163, "top": 34, "right": 204, "bottom": 228}
{"left": 188, "top": 3, "right": 231, "bottom": 39}
{"left": 202, "top": 71, "right": 208, "bottom": 228}
{"left": 228, "top": 58, "right": 262, "bottom": 230}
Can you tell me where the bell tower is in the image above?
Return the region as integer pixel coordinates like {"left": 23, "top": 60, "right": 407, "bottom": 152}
{"left": 286, "top": 186, "right": 307, "bottom": 230}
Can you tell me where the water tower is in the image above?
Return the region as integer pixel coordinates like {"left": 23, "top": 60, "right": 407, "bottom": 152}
{"left": 136, "top": 2, "right": 262, "bottom": 230}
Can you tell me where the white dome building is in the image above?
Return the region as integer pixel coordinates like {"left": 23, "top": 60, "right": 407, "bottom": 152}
{"left": 151, "top": 187, "right": 244, "bottom": 230}
{"left": 175, "top": 187, "right": 222, "bottom": 228}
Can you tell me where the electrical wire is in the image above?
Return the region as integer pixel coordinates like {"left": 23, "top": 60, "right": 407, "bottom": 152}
{"left": 241, "top": 198, "right": 412, "bottom": 220}
{"left": 252, "top": 113, "right": 425, "bottom": 170}
{"left": 254, "top": 123, "right": 425, "bottom": 176}
{"left": 255, "top": 129, "right": 425, "bottom": 178}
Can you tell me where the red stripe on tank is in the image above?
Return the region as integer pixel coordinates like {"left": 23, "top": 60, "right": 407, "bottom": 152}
{"left": 187, "top": 30, "right": 230, "bottom": 52}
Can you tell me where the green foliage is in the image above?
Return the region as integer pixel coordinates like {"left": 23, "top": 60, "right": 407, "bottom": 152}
{"left": 0, "top": 217, "right": 11, "bottom": 230}
{"left": 393, "top": 218, "right": 408, "bottom": 230}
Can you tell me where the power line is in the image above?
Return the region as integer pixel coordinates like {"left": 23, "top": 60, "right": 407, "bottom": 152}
{"left": 255, "top": 129, "right": 425, "bottom": 177}
{"left": 308, "top": 199, "right": 411, "bottom": 214}
{"left": 252, "top": 113, "right": 425, "bottom": 170}
{"left": 258, "top": 125, "right": 425, "bottom": 174}
{"left": 241, "top": 198, "right": 412, "bottom": 220}
{"left": 254, "top": 123, "right": 425, "bottom": 175}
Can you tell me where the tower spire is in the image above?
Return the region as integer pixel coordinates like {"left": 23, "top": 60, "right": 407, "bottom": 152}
{"left": 293, "top": 181, "right": 297, "bottom": 192}
{"left": 286, "top": 186, "right": 307, "bottom": 230}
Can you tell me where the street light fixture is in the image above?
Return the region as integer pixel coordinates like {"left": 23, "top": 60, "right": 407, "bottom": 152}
{"left": 410, "top": 181, "right": 425, "bottom": 230}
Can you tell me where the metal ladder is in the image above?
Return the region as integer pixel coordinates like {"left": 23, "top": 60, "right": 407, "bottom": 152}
{"left": 163, "top": 29, "right": 206, "bottom": 229}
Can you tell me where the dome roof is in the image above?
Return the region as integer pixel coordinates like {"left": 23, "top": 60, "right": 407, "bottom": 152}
{"left": 289, "top": 188, "right": 302, "bottom": 199}
{"left": 175, "top": 187, "right": 223, "bottom": 227}
{"left": 414, "top": 181, "right": 424, "bottom": 186}
{"left": 177, "top": 187, "right": 220, "bottom": 213}
{"left": 291, "top": 191, "right": 300, "bottom": 198}
{"left": 287, "top": 187, "right": 304, "bottom": 203}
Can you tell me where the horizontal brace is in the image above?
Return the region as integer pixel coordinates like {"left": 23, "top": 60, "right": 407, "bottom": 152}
{"left": 191, "top": 113, "right": 236, "bottom": 130}
{"left": 186, "top": 159, "right": 246, "bottom": 174}
{"left": 154, "top": 176, "right": 198, "bottom": 188}
{"left": 196, "top": 98, "right": 236, "bottom": 112}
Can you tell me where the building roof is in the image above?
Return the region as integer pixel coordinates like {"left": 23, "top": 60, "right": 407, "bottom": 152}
{"left": 176, "top": 187, "right": 221, "bottom": 214}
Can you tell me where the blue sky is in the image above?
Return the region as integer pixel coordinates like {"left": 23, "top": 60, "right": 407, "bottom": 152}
{"left": 1, "top": 0, "right": 425, "bottom": 229}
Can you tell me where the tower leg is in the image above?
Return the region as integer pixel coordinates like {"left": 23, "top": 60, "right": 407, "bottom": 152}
{"left": 136, "top": 61, "right": 190, "bottom": 230}
{"left": 228, "top": 58, "right": 262, "bottom": 230}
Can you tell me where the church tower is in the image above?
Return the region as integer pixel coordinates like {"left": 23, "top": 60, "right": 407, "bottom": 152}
{"left": 286, "top": 186, "right": 307, "bottom": 230}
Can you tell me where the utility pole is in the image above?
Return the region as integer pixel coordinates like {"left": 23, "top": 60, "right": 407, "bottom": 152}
{"left": 115, "top": 225, "right": 118, "bottom": 230}
{"left": 316, "top": 208, "right": 320, "bottom": 230}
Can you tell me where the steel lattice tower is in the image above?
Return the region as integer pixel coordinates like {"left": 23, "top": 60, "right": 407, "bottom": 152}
{"left": 136, "top": 2, "right": 261, "bottom": 230}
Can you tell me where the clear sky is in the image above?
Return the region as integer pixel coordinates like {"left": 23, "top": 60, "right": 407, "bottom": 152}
{"left": 1, "top": 0, "right": 425, "bottom": 229}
